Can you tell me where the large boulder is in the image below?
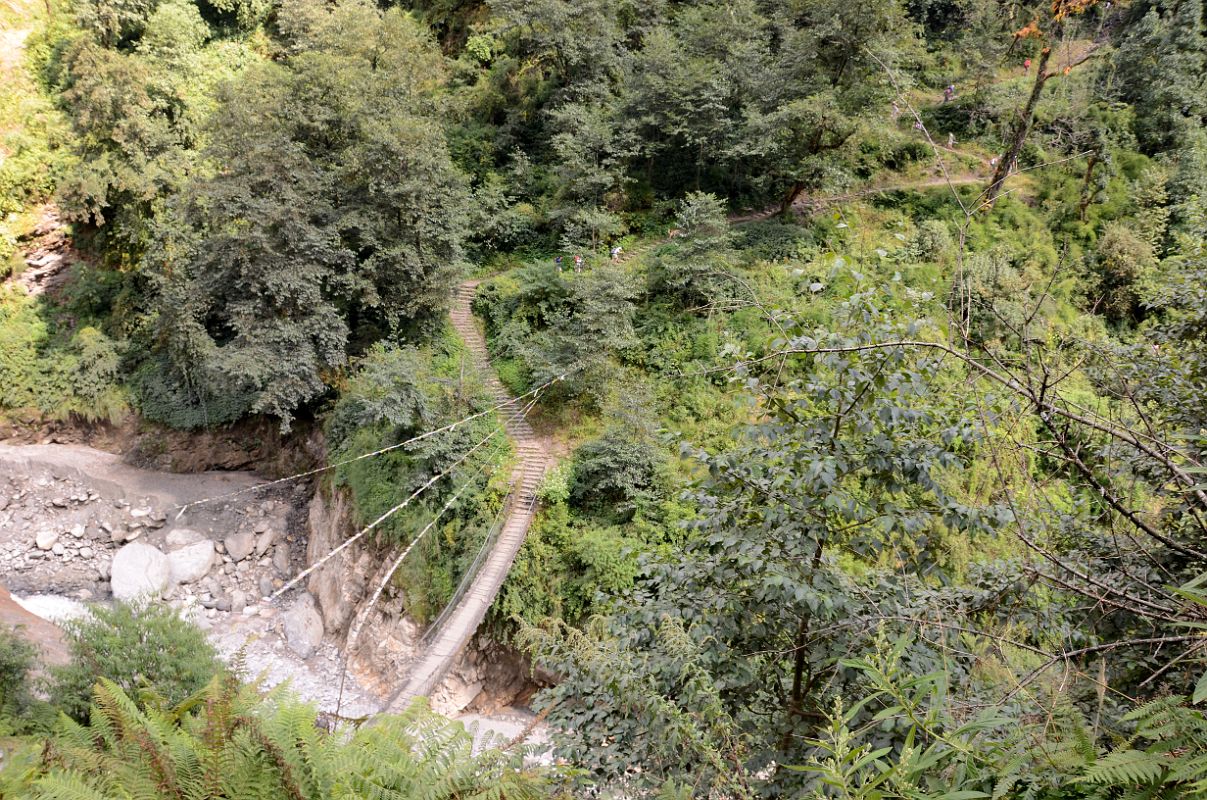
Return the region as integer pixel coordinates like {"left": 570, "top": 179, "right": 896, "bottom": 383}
{"left": 165, "top": 528, "right": 206, "bottom": 550}
{"left": 110, "top": 542, "right": 171, "bottom": 601}
{"left": 224, "top": 531, "right": 255, "bottom": 562}
{"left": 283, "top": 593, "right": 323, "bottom": 659}
{"left": 168, "top": 541, "right": 215, "bottom": 584}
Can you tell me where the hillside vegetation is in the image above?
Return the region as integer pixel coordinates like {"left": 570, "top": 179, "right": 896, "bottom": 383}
{"left": 3, "top": 0, "right": 1207, "bottom": 796}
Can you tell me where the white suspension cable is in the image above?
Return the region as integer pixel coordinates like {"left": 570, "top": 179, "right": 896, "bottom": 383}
{"left": 172, "top": 374, "right": 566, "bottom": 520}
{"left": 264, "top": 388, "right": 547, "bottom": 603}
{"left": 333, "top": 393, "right": 541, "bottom": 716}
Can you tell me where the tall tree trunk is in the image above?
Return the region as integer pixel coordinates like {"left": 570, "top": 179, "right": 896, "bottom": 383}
{"left": 984, "top": 46, "right": 1052, "bottom": 206}
{"left": 779, "top": 181, "right": 804, "bottom": 216}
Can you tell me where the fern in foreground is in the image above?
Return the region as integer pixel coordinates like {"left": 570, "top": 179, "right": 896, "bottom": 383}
{"left": 7, "top": 674, "right": 554, "bottom": 800}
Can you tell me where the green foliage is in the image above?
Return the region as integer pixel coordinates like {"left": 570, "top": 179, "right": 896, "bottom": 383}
{"left": 526, "top": 285, "right": 1013, "bottom": 794}
{"left": 48, "top": 602, "right": 222, "bottom": 722}
{"left": 73, "top": 0, "right": 162, "bottom": 48}
{"left": 475, "top": 262, "right": 639, "bottom": 403}
{"left": 0, "top": 626, "right": 38, "bottom": 735}
{"left": 570, "top": 424, "right": 666, "bottom": 519}
{"left": 646, "top": 192, "right": 737, "bottom": 309}
{"left": 912, "top": 218, "right": 954, "bottom": 262}
{"left": 139, "top": 2, "right": 470, "bottom": 429}
{"left": 6, "top": 675, "right": 553, "bottom": 799}
{"left": 1092, "top": 221, "right": 1157, "bottom": 323}
{"left": 326, "top": 335, "right": 513, "bottom": 622}
{"left": 0, "top": 289, "right": 127, "bottom": 421}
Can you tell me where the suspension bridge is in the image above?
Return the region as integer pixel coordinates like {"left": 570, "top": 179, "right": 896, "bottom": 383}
{"left": 381, "top": 280, "right": 550, "bottom": 710}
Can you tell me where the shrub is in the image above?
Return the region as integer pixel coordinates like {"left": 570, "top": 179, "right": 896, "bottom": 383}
{"left": 735, "top": 221, "right": 815, "bottom": 262}
{"left": 538, "top": 462, "right": 572, "bottom": 505}
{"left": 912, "top": 218, "right": 954, "bottom": 262}
{"left": 325, "top": 343, "right": 432, "bottom": 450}
{"left": 48, "top": 602, "right": 222, "bottom": 721}
{"left": 570, "top": 426, "right": 666, "bottom": 519}
{"left": 0, "top": 625, "right": 38, "bottom": 734}
{"left": 0, "top": 290, "right": 127, "bottom": 421}
{"left": 1094, "top": 221, "right": 1157, "bottom": 323}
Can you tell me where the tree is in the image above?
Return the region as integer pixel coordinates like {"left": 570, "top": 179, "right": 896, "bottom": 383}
{"left": 646, "top": 191, "right": 736, "bottom": 308}
{"left": 984, "top": 0, "right": 1105, "bottom": 205}
{"left": 74, "top": 0, "right": 162, "bottom": 48}
{"left": 55, "top": 40, "right": 195, "bottom": 267}
{"left": 526, "top": 286, "right": 1007, "bottom": 794}
{"left": 1110, "top": 0, "right": 1207, "bottom": 156}
{"left": 0, "top": 625, "right": 39, "bottom": 734}
{"left": 140, "top": 1, "right": 470, "bottom": 429}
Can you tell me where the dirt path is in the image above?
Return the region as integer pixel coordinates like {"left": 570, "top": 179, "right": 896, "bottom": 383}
{"left": 383, "top": 281, "right": 550, "bottom": 712}
{"left": 728, "top": 173, "right": 985, "bottom": 225}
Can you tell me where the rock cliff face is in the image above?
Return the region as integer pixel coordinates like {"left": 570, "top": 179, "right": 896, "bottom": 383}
{"left": 303, "top": 484, "right": 542, "bottom": 715}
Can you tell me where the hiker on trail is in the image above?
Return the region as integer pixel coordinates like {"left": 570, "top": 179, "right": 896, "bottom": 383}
{"left": 1023, "top": 57, "right": 1032, "bottom": 74}
{"left": 942, "top": 84, "right": 956, "bottom": 103}
{"left": 610, "top": 245, "right": 622, "bottom": 262}
{"left": 947, "top": 132, "right": 955, "bottom": 149}
{"left": 914, "top": 120, "right": 924, "bottom": 132}
{"left": 574, "top": 254, "right": 584, "bottom": 271}
{"left": 990, "top": 156, "right": 999, "bottom": 169}
{"left": 555, "top": 255, "right": 564, "bottom": 272}
{"left": 891, "top": 101, "right": 901, "bottom": 122}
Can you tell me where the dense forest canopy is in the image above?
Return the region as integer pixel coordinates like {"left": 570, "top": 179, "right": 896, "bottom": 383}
{"left": 3, "top": 0, "right": 1207, "bottom": 795}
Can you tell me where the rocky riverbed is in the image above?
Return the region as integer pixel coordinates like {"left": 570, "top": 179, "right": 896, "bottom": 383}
{"left": 0, "top": 442, "right": 549, "bottom": 753}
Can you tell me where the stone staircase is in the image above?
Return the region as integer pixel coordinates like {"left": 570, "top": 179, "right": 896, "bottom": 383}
{"left": 383, "top": 280, "right": 549, "bottom": 711}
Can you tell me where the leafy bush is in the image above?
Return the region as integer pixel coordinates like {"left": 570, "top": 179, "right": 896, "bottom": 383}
{"left": 735, "top": 220, "right": 815, "bottom": 262}
{"left": 48, "top": 602, "right": 222, "bottom": 721}
{"left": 475, "top": 262, "right": 639, "bottom": 404}
{"left": 0, "top": 290, "right": 127, "bottom": 421}
{"left": 325, "top": 344, "right": 433, "bottom": 450}
{"left": 570, "top": 426, "right": 666, "bottom": 519}
{"left": 326, "top": 336, "right": 513, "bottom": 621}
{"left": 911, "top": 218, "right": 953, "bottom": 261}
{"left": 0, "top": 626, "right": 38, "bottom": 734}
{"left": 1093, "top": 221, "right": 1157, "bottom": 323}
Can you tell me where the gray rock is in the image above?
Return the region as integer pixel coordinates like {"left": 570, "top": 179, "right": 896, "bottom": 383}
{"left": 254, "top": 528, "right": 276, "bottom": 556}
{"left": 272, "top": 545, "right": 290, "bottom": 576}
{"left": 51, "top": 542, "right": 65, "bottom": 556}
{"left": 283, "top": 593, "right": 323, "bottom": 659}
{"left": 0, "top": 495, "right": 8, "bottom": 510}
{"left": 35, "top": 529, "right": 59, "bottom": 550}
{"left": 229, "top": 590, "right": 247, "bottom": 614}
{"left": 110, "top": 542, "right": 171, "bottom": 601}
{"left": 165, "top": 528, "right": 206, "bottom": 550}
{"left": 224, "top": 531, "right": 255, "bottom": 562}
{"left": 79, "top": 546, "right": 94, "bottom": 559}
{"left": 168, "top": 541, "right": 216, "bottom": 584}
{"left": 258, "top": 575, "right": 275, "bottom": 599}
{"left": 254, "top": 520, "right": 270, "bottom": 534}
